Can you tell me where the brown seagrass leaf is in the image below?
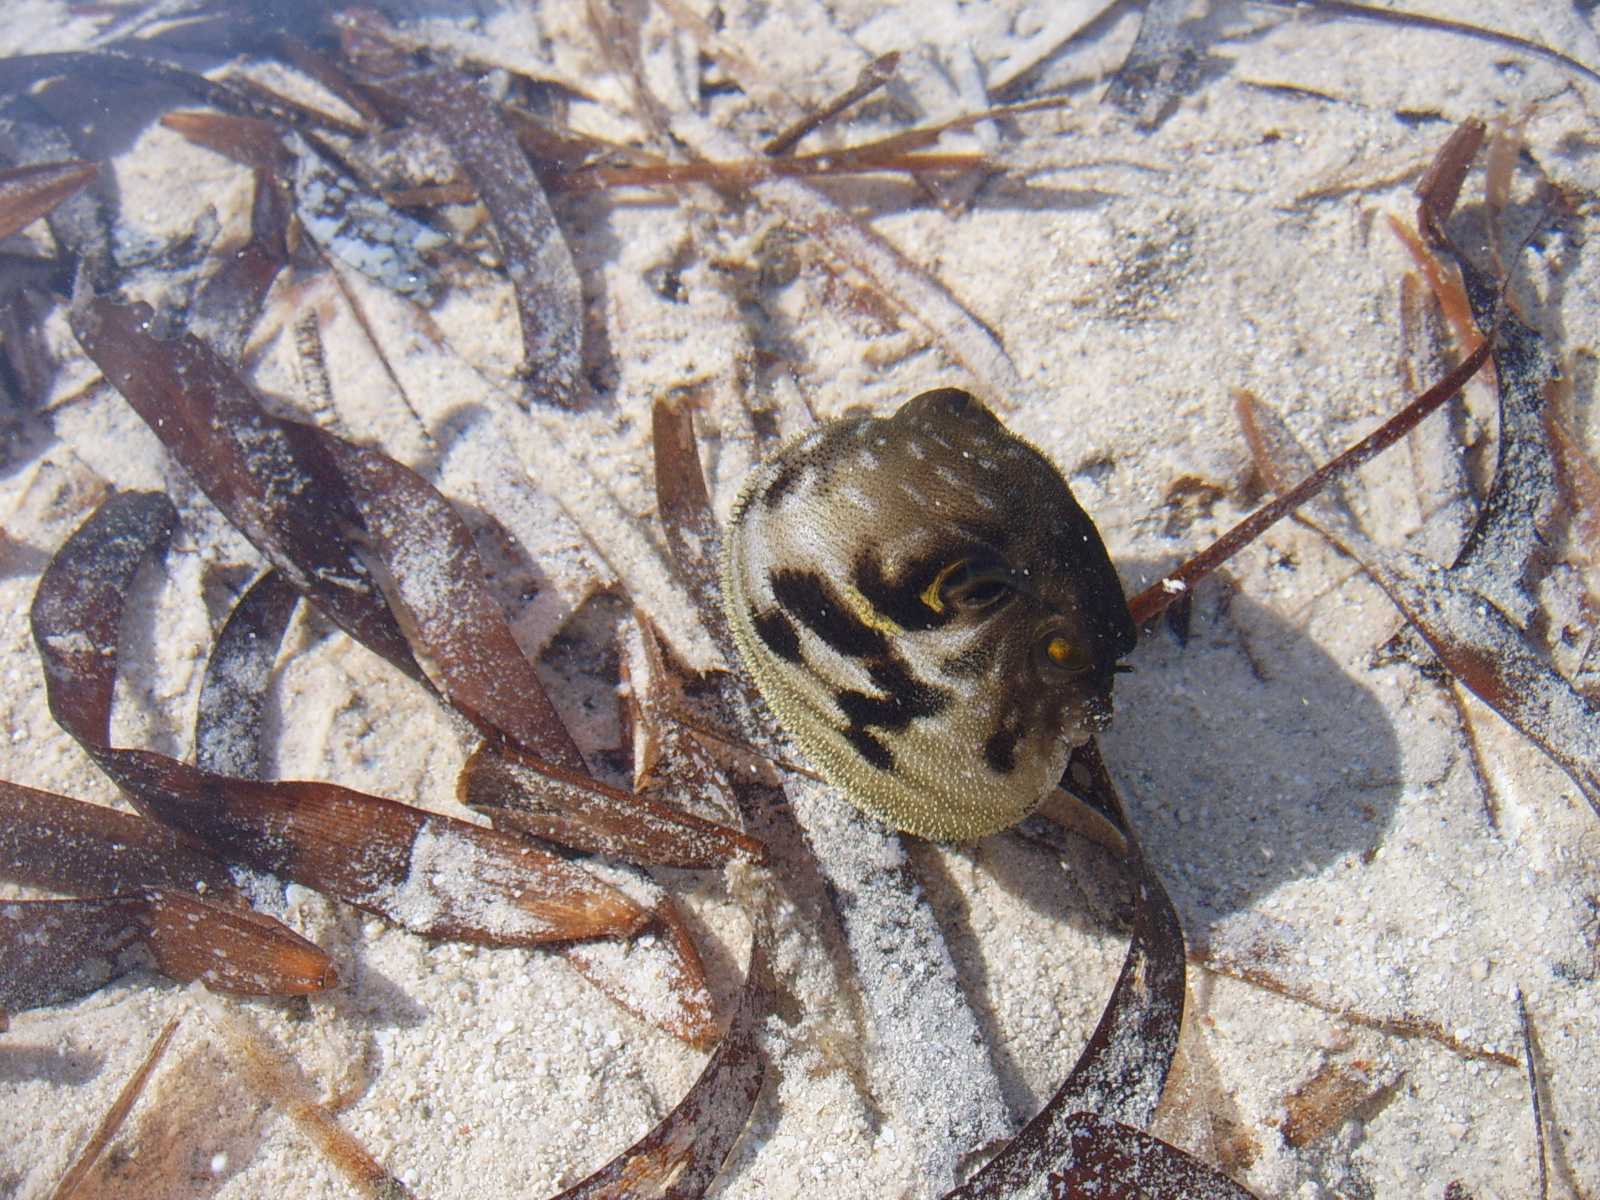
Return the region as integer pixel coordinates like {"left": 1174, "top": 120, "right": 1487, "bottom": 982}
{"left": 110, "top": 750, "right": 649, "bottom": 948}
{"left": 1279, "top": 1057, "right": 1401, "bottom": 1149}
{"left": 991, "top": 1113, "right": 1259, "bottom": 1200}
{"left": 945, "top": 739, "right": 1194, "bottom": 1198}
{"left": 137, "top": 888, "right": 335, "bottom": 995}
{"left": 374, "top": 66, "right": 584, "bottom": 410}
{"left": 278, "top": 34, "right": 386, "bottom": 127}
{"left": 582, "top": 0, "right": 672, "bottom": 139}
{"left": 563, "top": 891, "right": 720, "bottom": 1051}
{"left": 31, "top": 492, "right": 647, "bottom": 948}
{"left": 501, "top": 108, "right": 615, "bottom": 176}
{"left": 553, "top": 941, "right": 766, "bottom": 1199}
{"left": 69, "top": 298, "right": 422, "bottom": 682}
{"left": 334, "top": 7, "right": 415, "bottom": 80}
{"left": 49, "top": 1018, "right": 180, "bottom": 1200}
{"left": 160, "top": 110, "right": 294, "bottom": 173}
{"left": 647, "top": 404, "right": 780, "bottom": 754}
{"left": 195, "top": 570, "right": 299, "bottom": 778}
{"left": 1389, "top": 214, "right": 1478, "bottom": 351}
{"left": 0, "top": 51, "right": 355, "bottom": 135}
{"left": 559, "top": 153, "right": 988, "bottom": 195}
{"left": 0, "top": 160, "right": 99, "bottom": 240}
{"left": 72, "top": 297, "right": 591, "bottom": 771}
{"left": 0, "top": 898, "right": 143, "bottom": 1013}
{"left": 652, "top": 397, "right": 732, "bottom": 652}
{"left": 1415, "top": 117, "right": 1487, "bottom": 241}
{"left": 190, "top": 169, "right": 295, "bottom": 362}
{"left": 460, "top": 743, "right": 764, "bottom": 869}
{"left": 200, "top": 995, "right": 417, "bottom": 1200}
{"left": 0, "top": 286, "right": 62, "bottom": 414}
{"left": 0, "top": 777, "right": 236, "bottom": 899}
{"left": 764, "top": 51, "right": 899, "bottom": 157}
{"left": 1, "top": 104, "right": 114, "bottom": 287}
{"left": 0, "top": 891, "right": 332, "bottom": 1013}
{"left": 317, "top": 435, "right": 588, "bottom": 771}
{"left": 1233, "top": 389, "right": 1350, "bottom": 530}
{"left": 29, "top": 489, "right": 175, "bottom": 744}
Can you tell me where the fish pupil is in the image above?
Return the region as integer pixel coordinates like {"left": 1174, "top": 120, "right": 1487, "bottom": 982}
{"left": 947, "top": 572, "right": 1009, "bottom": 610}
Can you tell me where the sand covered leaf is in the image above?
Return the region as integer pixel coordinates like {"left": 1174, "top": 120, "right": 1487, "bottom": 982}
{"left": 70, "top": 298, "right": 423, "bottom": 682}
{"left": 316, "top": 434, "right": 589, "bottom": 770}
{"left": 460, "top": 743, "right": 764, "bottom": 869}
{"left": 194, "top": 570, "right": 300, "bottom": 778}
{"left": 31, "top": 491, "right": 648, "bottom": 948}
{"left": 373, "top": 64, "right": 584, "bottom": 410}
{"left": 945, "top": 741, "right": 1202, "bottom": 1197}
{"left": 189, "top": 169, "right": 296, "bottom": 361}
{"left": 70, "top": 296, "right": 596, "bottom": 771}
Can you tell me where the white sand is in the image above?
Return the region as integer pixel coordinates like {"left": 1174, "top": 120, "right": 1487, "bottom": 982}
{"left": 2, "top": 2, "right": 1598, "bottom": 1198}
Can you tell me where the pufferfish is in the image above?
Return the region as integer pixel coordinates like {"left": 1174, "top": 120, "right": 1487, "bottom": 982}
{"left": 721, "top": 387, "right": 1136, "bottom": 843}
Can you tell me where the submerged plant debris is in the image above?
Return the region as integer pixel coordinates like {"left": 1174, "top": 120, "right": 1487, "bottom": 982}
{"left": 1, "top": 2, "right": 1598, "bottom": 1199}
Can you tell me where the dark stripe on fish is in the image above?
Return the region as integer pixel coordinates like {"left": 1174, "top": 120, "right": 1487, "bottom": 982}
{"left": 835, "top": 658, "right": 949, "bottom": 735}
{"left": 983, "top": 725, "right": 1020, "bottom": 775}
{"left": 844, "top": 726, "right": 894, "bottom": 771}
{"left": 850, "top": 549, "right": 951, "bottom": 633}
{"left": 771, "top": 568, "right": 888, "bottom": 659}
{"left": 753, "top": 608, "right": 802, "bottom": 662}
{"left": 762, "top": 458, "right": 805, "bottom": 508}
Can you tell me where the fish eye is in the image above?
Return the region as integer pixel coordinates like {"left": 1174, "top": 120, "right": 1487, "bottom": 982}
{"left": 1037, "top": 631, "right": 1093, "bottom": 674}
{"left": 922, "top": 558, "right": 1013, "bottom": 613}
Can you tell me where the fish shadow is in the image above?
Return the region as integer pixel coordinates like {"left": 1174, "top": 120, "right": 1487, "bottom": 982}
{"left": 922, "top": 565, "right": 1404, "bottom": 1118}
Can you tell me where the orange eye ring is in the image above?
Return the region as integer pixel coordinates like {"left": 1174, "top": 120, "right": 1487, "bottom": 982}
{"left": 1042, "top": 634, "right": 1092, "bottom": 673}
